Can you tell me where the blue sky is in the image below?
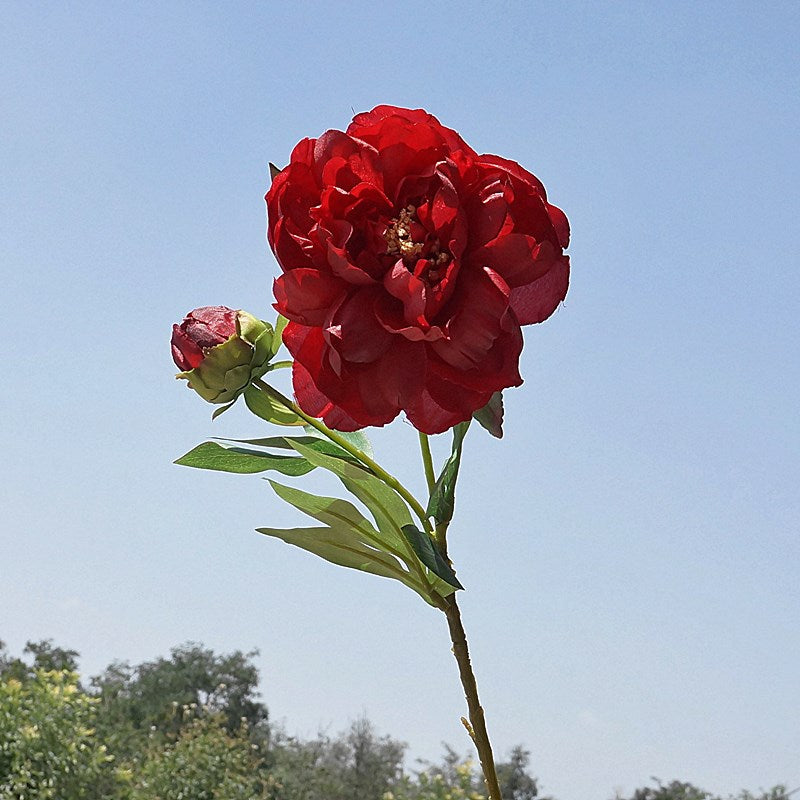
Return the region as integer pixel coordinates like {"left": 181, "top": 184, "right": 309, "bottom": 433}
{"left": 2, "top": 2, "right": 798, "bottom": 797}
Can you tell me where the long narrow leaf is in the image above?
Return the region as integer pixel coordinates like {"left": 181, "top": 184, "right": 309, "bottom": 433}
{"left": 426, "top": 422, "right": 469, "bottom": 524}
{"left": 215, "top": 435, "right": 324, "bottom": 449}
{"left": 214, "top": 435, "right": 362, "bottom": 463}
{"left": 269, "top": 480, "right": 375, "bottom": 533}
{"left": 175, "top": 442, "right": 313, "bottom": 476}
{"left": 264, "top": 481, "right": 433, "bottom": 602}
{"left": 256, "top": 525, "right": 414, "bottom": 586}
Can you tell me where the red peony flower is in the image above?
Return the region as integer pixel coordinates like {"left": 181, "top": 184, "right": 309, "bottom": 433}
{"left": 266, "top": 105, "right": 570, "bottom": 435}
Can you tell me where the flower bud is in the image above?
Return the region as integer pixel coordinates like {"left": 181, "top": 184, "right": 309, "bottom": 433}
{"left": 172, "top": 306, "right": 277, "bottom": 404}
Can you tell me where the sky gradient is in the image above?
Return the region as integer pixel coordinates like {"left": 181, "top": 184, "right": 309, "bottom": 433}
{"left": 2, "top": 2, "right": 799, "bottom": 797}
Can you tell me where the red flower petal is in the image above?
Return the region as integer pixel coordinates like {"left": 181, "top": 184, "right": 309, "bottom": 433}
{"left": 374, "top": 294, "right": 446, "bottom": 342}
{"left": 430, "top": 266, "right": 512, "bottom": 371}
{"left": 469, "top": 233, "right": 550, "bottom": 288}
{"left": 404, "top": 386, "right": 473, "bottom": 435}
{"left": 291, "top": 360, "right": 364, "bottom": 431}
{"left": 324, "top": 289, "right": 393, "bottom": 364}
{"left": 546, "top": 202, "right": 570, "bottom": 248}
{"left": 286, "top": 322, "right": 424, "bottom": 430}
{"left": 348, "top": 105, "right": 478, "bottom": 159}
{"left": 171, "top": 306, "right": 238, "bottom": 371}
{"left": 273, "top": 269, "right": 346, "bottom": 327}
{"left": 477, "top": 153, "right": 548, "bottom": 199}
{"left": 171, "top": 324, "right": 204, "bottom": 370}
{"left": 383, "top": 261, "right": 428, "bottom": 328}
{"left": 509, "top": 256, "right": 570, "bottom": 325}
{"left": 430, "top": 322, "right": 523, "bottom": 394}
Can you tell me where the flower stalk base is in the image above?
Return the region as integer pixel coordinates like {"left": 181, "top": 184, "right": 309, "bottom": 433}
{"left": 443, "top": 595, "right": 503, "bottom": 800}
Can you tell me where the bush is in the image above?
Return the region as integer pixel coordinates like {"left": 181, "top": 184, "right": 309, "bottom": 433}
{"left": 130, "top": 714, "right": 268, "bottom": 800}
{"left": 0, "top": 670, "right": 118, "bottom": 800}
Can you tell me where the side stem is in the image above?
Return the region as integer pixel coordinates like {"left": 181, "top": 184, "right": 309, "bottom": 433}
{"left": 443, "top": 594, "right": 503, "bottom": 800}
{"left": 419, "top": 431, "right": 436, "bottom": 494}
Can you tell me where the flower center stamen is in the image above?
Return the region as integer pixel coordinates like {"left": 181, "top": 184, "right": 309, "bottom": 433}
{"left": 384, "top": 205, "right": 425, "bottom": 260}
{"left": 384, "top": 205, "right": 450, "bottom": 279}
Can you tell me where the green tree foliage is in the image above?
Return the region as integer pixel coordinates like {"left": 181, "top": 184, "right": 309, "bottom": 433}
{"left": 392, "top": 748, "right": 485, "bottom": 800}
{"left": 408, "top": 745, "right": 485, "bottom": 800}
{"left": 91, "top": 642, "right": 269, "bottom": 761}
{"left": 267, "top": 717, "right": 406, "bottom": 800}
{"left": 0, "top": 639, "right": 80, "bottom": 683}
{"left": 129, "top": 714, "right": 268, "bottom": 800}
{"left": 615, "top": 779, "right": 793, "bottom": 800}
{"left": 623, "top": 780, "right": 715, "bottom": 800}
{"left": 392, "top": 745, "right": 551, "bottom": 800}
{"left": 1, "top": 640, "right": 790, "bottom": 800}
{"left": 496, "top": 747, "right": 549, "bottom": 800}
{"left": 732, "top": 790, "right": 792, "bottom": 800}
{"left": 0, "top": 669, "right": 120, "bottom": 799}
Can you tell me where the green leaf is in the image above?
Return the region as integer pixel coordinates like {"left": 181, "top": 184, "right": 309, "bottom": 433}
{"left": 287, "top": 441, "right": 456, "bottom": 599}
{"left": 262, "top": 481, "right": 428, "bottom": 598}
{"left": 426, "top": 422, "right": 469, "bottom": 524}
{"left": 215, "top": 435, "right": 323, "bottom": 449}
{"left": 268, "top": 480, "right": 371, "bottom": 530}
{"left": 211, "top": 400, "right": 236, "bottom": 420}
{"left": 268, "top": 162, "right": 283, "bottom": 181}
{"left": 251, "top": 325, "right": 276, "bottom": 370}
{"left": 256, "top": 525, "right": 416, "bottom": 587}
{"left": 302, "top": 425, "right": 374, "bottom": 460}
{"left": 401, "top": 524, "right": 464, "bottom": 590}
{"left": 243, "top": 384, "right": 304, "bottom": 426}
{"left": 214, "top": 435, "right": 363, "bottom": 464}
{"left": 473, "top": 391, "right": 504, "bottom": 438}
{"left": 270, "top": 315, "right": 289, "bottom": 358}
{"left": 174, "top": 442, "right": 314, "bottom": 476}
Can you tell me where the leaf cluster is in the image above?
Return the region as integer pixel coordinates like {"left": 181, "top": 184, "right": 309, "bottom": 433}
{"left": 177, "top": 428, "right": 462, "bottom": 605}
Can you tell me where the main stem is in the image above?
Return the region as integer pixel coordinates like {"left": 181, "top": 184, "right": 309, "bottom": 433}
{"left": 443, "top": 594, "right": 503, "bottom": 800}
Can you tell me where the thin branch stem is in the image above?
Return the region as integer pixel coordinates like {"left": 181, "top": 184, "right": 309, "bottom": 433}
{"left": 443, "top": 594, "right": 503, "bottom": 800}
{"left": 418, "top": 432, "right": 436, "bottom": 495}
{"left": 251, "top": 378, "right": 434, "bottom": 537}
{"left": 433, "top": 423, "right": 469, "bottom": 557}
{"left": 265, "top": 360, "right": 293, "bottom": 371}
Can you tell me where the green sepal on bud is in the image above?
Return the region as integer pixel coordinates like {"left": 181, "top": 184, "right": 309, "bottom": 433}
{"left": 172, "top": 307, "right": 283, "bottom": 405}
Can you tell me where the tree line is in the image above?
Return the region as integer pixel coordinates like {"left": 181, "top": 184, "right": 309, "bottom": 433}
{"left": 0, "top": 639, "right": 790, "bottom": 800}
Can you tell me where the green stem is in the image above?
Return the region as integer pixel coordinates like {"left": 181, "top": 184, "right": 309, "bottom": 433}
{"left": 434, "top": 423, "right": 469, "bottom": 557}
{"left": 418, "top": 432, "right": 436, "bottom": 495}
{"left": 443, "top": 594, "right": 503, "bottom": 800}
{"left": 265, "top": 360, "right": 293, "bottom": 371}
{"left": 435, "top": 521, "right": 451, "bottom": 560}
{"left": 251, "top": 378, "right": 434, "bottom": 537}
